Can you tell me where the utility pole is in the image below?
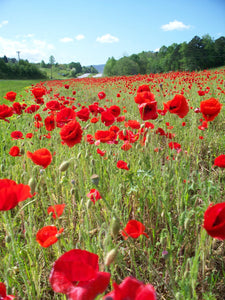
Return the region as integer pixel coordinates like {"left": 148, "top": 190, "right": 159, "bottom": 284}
{"left": 16, "top": 51, "right": 20, "bottom": 62}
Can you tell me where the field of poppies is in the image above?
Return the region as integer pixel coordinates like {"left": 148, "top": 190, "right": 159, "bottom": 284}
{"left": 0, "top": 67, "right": 224, "bottom": 300}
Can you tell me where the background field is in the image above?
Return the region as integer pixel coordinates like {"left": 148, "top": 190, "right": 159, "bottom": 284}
{"left": 0, "top": 68, "right": 224, "bottom": 300}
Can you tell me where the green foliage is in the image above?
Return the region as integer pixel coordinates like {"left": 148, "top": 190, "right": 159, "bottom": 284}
{"left": 103, "top": 34, "right": 225, "bottom": 76}
{"left": 0, "top": 58, "right": 47, "bottom": 79}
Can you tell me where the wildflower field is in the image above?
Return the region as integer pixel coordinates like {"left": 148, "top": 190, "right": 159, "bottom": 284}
{"left": 0, "top": 67, "right": 224, "bottom": 300}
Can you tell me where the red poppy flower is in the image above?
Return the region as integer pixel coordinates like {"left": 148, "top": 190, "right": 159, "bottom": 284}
{"left": 98, "top": 91, "right": 106, "bottom": 100}
{"left": 121, "top": 141, "right": 132, "bottom": 151}
{"left": 47, "top": 204, "right": 66, "bottom": 219}
{"left": 0, "top": 104, "right": 14, "bottom": 122}
{"left": 36, "top": 226, "right": 64, "bottom": 248}
{"left": 0, "top": 179, "right": 34, "bottom": 211}
{"left": 25, "top": 104, "right": 40, "bottom": 114}
{"left": 203, "top": 202, "right": 225, "bottom": 240}
{"left": 117, "top": 160, "right": 129, "bottom": 171}
{"left": 200, "top": 98, "right": 222, "bottom": 122}
{"left": 90, "top": 117, "right": 99, "bottom": 123}
{"left": 0, "top": 282, "right": 15, "bottom": 299}
{"left": 46, "top": 100, "right": 61, "bottom": 111}
{"left": 27, "top": 148, "right": 52, "bottom": 169}
{"left": 12, "top": 102, "right": 23, "bottom": 115}
{"left": 56, "top": 107, "right": 76, "bottom": 127}
{"left": 109, "top": 105, "right": 121, "bottom": 117}
{"left": 104, "top": 276, "right": 156, "bottom": 300}
{"left": 135, "top": 91, "right": 155, "bottom": 105}
{"left": 60, "top": 120, "right": 83, "bottom": 147}
{"left": 116, "top": 115, "right": 125, "bottom": 122}
{"left": 145, "top": 122, "right": 154, "bottom": 129}
{"left": 45, "top": 114, "right": 56, "bottom": 131}
{"left": 84, "top": 134, "right": 95, "bottom": 144}
{"left": 89, "top": 104, "right": 99, "bottom": 116}
{"left": 97, "top": 148, "right": 106, "bottom": 157}
{"left": 122, "top": 220, "right": 149, "bottom": 239}
{"left": 4, "top": 91, "right": 17, "bottom": 102}
{"left": 163, "top": 94, "right": 189, "bottom": 118}
{"left": 64, "top": 84, "right": 70, "bottom": 89}
{"left": 118, "top": 130, "right": 138, "bottom": 143}
{"left": 87, "top": 189, "right": 102, "bottom": 204}
{"left": 138, "top": 102, "right": 158, "bottom": 121}
{"left": 125, "top": 120, "right": 141, "bottom": 130}
{"left": 76, "top": 107, "right": 90, "bottom": 122}
{"left": 214, "top": 155, "right": 225, "bottom": 168}
{"left": 31, "top": 87, "right": 46, "bottom": 99}
{"left": 34, "top": 113, "right": 42, "bottom": 121}
{"left": 101, "top": 110, "right": 116, "bottom": 126}
{"left": 137, "top": 84, "right": 150, "bottom": 93}
{"left": 95, "top": 130, "right": 116, "bottom": 143}
{"left": 11, "top": 131, "right": 24, "bottom": 140}
{"left": 168, "top": 142, "right": 181, "bottom": 150}
{"left": 26, "top": 133, "right": 33, "bottom": 139}
{"left": 9, "top": 146, "right": 21, "bottom": 157}
{"left": 49, "top": 249, "right": 110, "bottom": 300}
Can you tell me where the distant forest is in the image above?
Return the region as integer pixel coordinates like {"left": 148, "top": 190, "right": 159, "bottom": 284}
{"left": 0, "top": 57, "right": 47, "bottom": 79}
{"left": 103, "top": 35, "right": 225, "bottom": 76}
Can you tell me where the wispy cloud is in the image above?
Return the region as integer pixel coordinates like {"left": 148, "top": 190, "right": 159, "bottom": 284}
{"left": 161, "top": 20, "right": 190, "bottom": 31}
{"left": 75, "top": 34, "right": 85, "bottom": 41}
{"left": 0, "top": 20, "right": 8, "bottom": 28}
{"left": 96, "top": 34, "right": 119, "bottom": 43}
{"left": 0, "top": 36, "right": 54, "bottom": 62}
{"left": 59, "top": 37, "right": 73, "bottom": 43}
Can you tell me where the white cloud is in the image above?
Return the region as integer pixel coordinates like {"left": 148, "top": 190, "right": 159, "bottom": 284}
{"left": 96, "top": 33, "right": 119, "bottom": 43}
{"left": 161, "top": 20, "right": 190, "bottom": 31}
{"left": 154, "top": 48, "right": 160, "bottom": 52}
{"left": 59, "top": 37, "right": 73, "bottom": 43}
{"left": 0, "top": 20, "right": 8, "bottom": 28}
{"left": 0, "top": 36, "right": 55, "bottom": 62}
{"left": 75, "top": 34, "right": 85, "bottom": 40}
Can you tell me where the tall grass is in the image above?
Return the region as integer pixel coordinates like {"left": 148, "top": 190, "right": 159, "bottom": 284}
{"left": 0, "top": 68, "right": 224, "bottom": 300}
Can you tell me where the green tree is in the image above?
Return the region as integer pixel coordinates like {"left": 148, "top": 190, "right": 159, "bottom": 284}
{"left": 49, "top": 55, "right": 56, "bottom": 79}
{"left": 103, "top": 57, "right": 117, "bottom": 76}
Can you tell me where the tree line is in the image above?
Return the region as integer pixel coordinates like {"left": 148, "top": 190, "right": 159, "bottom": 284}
{"left": 0, "top": 55, "right": 98, "bottom": 80}
{"left": 103, "top": 35, "right": 225, "bottom": 76}
{"left": 0, "top": 57, "right": 47, "bottom": 79}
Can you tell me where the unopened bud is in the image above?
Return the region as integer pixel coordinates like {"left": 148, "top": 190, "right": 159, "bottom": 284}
{"left": 111, "top": 218, "right": 120, "bottom": 237}
{"left": 105, "top": 248, "right": 117, "bottom": 266}
{"left": 5, "top": 235, "right": 11, "bottom": 243}
{"left": 77, "top": 152, "right": 81, "bottom": 159}
{"left": 59, "top": 160, "right": 70, "bottom": 172}
{"left": 87, "top": 199, "right": 92, "bottom": 208}
{"left": 91, "top": 174, "right": 99, "bottom": 186}
{"left": 28, "top": 177, "right": 36, "bottom": 194}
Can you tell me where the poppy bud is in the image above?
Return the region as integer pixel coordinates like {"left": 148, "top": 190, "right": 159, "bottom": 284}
{"left": 87, "top": 199, "right": 92, "bottom": 208}
{"left": 70, "top": 188, "right": 75, "bottom": 195}
{"left": 5, "top": 235, "right": 11, "bottom": 243}
{"left": 1, "top": 164, "right": 5, "bottom": 172}
{"left": 145, "top": 134, "right": 151, "bottom": 145}
{"left": 105, "top": 248, "right": 117, "bottom": 266}
{"left": 91, "top": 174, "right": 99, "bottom": 186}
{"left": 77, "top": 152, "right": 81, "bottom": 159}
{"left": 28, "top": 177, "right": 36, "bottom": 194}
{"left": 122, "top": 129, "right": 127, "bottom": 136}
{"left": 111, "top": 217, "right": 120, "bottom": 237}
{"left": 59, "top": 160, "right": 70, "bottom": 172}
{"left": 20, "top": 148, "right": 25, "bottom": 155}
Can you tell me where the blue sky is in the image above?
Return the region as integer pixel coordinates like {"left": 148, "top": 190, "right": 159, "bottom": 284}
{"left": 0, "top": 0, "right": 225, "bottom": 66}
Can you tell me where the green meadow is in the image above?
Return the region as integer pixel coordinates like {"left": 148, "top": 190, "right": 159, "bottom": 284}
{"left": 0, "top": 68, "right": 224, "bottom": 300}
